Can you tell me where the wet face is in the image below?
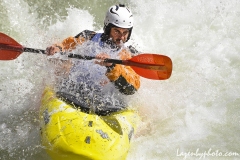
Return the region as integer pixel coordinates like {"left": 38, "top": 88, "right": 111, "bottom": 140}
{"left": 109, "top": 27, "right": 130, "bottom": 46}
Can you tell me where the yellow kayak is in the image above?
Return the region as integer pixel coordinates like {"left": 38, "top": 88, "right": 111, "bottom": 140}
{"left": 39, "top": 87, "right": 140, "bottom": 160}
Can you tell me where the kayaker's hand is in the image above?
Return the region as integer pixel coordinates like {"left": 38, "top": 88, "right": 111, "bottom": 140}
{"left": 95, "top": 53, "right": 113, "bottom": 67}
{"left": 46, "top": 45, "right": 61, "bottom": 55}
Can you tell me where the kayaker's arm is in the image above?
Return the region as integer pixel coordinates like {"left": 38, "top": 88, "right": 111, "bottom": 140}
{"left": 106, "top": 65, "right": 140, "bottom": 95}
{"left": 59, "top": 30, "right": 96, "bottom": 51}
{"left": 105, "top": 49, "right": 140, "bottom": 95}
{"left": 46, "top": 30, "right": 97, "bottom": 76}
{"left": 46, "top": 30, "right": 96, "bottom": 54}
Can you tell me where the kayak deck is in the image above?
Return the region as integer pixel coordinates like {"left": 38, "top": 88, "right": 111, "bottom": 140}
{"left": 39, "top": 87, "right": 140, "bottom": 160}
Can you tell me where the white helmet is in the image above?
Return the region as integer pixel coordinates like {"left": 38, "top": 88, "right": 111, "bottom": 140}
{"left": 104, "top": 4, "right": 133, "bottom": 28}
{"left": 103, "top": 4, "right": 133, "bottom": 42}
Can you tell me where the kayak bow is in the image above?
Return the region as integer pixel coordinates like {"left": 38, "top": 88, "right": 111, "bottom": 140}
{"left": 40, "top": 87, "right": 140, "bottom": 160}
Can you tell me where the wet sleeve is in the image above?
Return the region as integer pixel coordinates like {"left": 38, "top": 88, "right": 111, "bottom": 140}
{"left": 105, "top": 50, "right": 140, "bottom": 95}
{"left": 55, "top": 30, "right": 96, "bottom": 51}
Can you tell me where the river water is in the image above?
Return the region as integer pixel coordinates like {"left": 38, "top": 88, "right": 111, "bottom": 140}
{"left": 0, "top": 0, "right": 239, "bottom": 159}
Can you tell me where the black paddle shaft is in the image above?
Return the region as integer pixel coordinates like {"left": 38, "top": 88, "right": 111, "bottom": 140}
{"left": 23, "top": 47, "right": 123, "bottom": 64}
{"left": 23, "top": 47, "right": 45, "bottom": 53}
{"left": 68, "top": 53, "right": 123, "bottom": 64}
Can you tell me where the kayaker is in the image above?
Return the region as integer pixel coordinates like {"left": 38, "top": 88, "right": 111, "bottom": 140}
{"left": 46, "top": 4, "right": 140, "bottom": 115}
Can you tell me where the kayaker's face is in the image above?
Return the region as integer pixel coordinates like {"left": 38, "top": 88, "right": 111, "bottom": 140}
{"left": 109, "top": 27, "right": 130, "bottom": 46}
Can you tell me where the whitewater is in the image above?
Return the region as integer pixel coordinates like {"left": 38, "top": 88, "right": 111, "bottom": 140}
{"left": 0, "top": 0, "right": 239, "bottom": 159}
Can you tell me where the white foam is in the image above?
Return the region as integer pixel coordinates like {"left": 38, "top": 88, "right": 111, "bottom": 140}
{"left": 0, "top": 0, "right": 240, "bottom": 159}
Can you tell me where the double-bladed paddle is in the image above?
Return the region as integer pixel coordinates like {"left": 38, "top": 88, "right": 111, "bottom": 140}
{"left": 0, "top": 32, "right": 172, "bottom": 80}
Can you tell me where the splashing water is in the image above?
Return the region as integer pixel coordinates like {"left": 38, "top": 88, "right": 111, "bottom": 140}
{"left": 0, "top": 0, "right": 239, "bottom": 159}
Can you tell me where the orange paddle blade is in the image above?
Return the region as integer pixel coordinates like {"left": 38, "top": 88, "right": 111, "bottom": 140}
{"left": 0, "top": 32, "right": 23, "bottom": 60}
{"left": 127, "top": 54, "right": 172, "bottom": 80}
